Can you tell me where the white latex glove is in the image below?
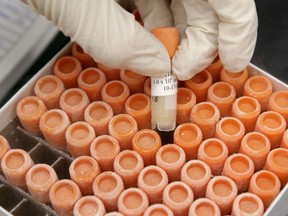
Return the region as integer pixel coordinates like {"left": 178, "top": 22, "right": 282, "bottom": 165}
{"left": 20, "top": 0, "right": 171, "bottom": 78}
{"left": 135, "top": 0, "right": 258, "bottom": 80}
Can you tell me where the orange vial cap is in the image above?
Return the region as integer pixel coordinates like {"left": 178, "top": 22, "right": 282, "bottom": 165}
{"left": 97, "top": 63, "right": 121, "bottom": 81}
{"left": 280, "top": 128, "right": 288, "bottom": 149}
{"left": 205, "top": 55, "right": 223, "bottom": 82}
{"left": 73, "top": 196, "right": 106, "bottom": 216}
{"left": 120, "top": 69, "right": 147, "bottom": 94}
{"left": 268, "top": 90, "right": 288, "bottom": 125}
{"left": 144, "top": 77, "right": 151, "bottom": 97}
{"left": 71, "top": 43, "right": 97, "bottom": 69}
{"left": 188, "top": 198, "right": 221, "bottom": 216}
{"left": 144, "top": 204, "right": 174, "bottom": 216}
{"left": 0, "top": 135, "right": 10, "bottom": 173}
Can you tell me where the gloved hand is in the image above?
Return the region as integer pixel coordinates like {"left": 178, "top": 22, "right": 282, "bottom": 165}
{"left": 135, "top": 0, "right": 258, "bottom": 80}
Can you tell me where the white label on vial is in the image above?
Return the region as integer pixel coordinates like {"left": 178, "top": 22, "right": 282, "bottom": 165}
{"left": 151, "top": 72, "right": 178, "bottom": 96}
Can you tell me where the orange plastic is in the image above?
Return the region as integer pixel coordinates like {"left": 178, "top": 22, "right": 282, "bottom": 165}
{"left": 113, "top": 150, "right": 144, "bottom": 188}
{"left": 184, "top": 70, "right": 213, "bottom": 103}
{"left": 181, "top": 160, "right": 212, "bottom": 199}
{"left": 93, "top": 171, "right": 124, "bottom": 212}
{"left": 264, "top": 148, "right": 288, "bottom": 187}
{"left": 280, "top": 129, "right": 288, "bottom": 149}
{"left": 268, "top": 90, "right": 288, "bottom": 124}
{"left": 176, "top": 87, "right": 197, "bottom": 124}
{"left": 1, "top": 149, "right": 34, "bottom": 190}
{"left": 77, "top": 67, "right": 107, "bottom": 101}
{"left": 144, "top": 77, "right": 151, "bottom": 97}
{"left": 207, "top": 81, "right": 236, "bottom": 117}
{"left": 188, "top": 198, "right": 221, "bottom": 216}
{"left": 34, "top": 75, "right": 65, "bottom": 109}
{"left": 132, "top": 129, "right": 161, "bottom": 166}
{"left": 231, "top": 192, "right": 264, "bottom": 216}
{"left": 197, "top": 138, "right": 228, "bottom": 176}
{"left": 243, "top": 75, "right": 273, "bottom": 112}
{"left": 220, "top": 67, "right": 249, "bottom": 97}
{"left": 71, "top": 43, "right": 97, "bottom": 69}
{"left": 137, "top": 165, "right": 169, "bottom": 204}
{"left": 214, "top": 117, "right": 245, "bottom": 155}
{"left": 73, "top": 196, "right": 106, "bottom": 216}
{"left": 239, "top": 132, "right": 271, "bottom": 171}
{"left": 108, "top": 114, "right": 138, "bottom": 150}
{"left": 248, "top": 170, "right": 281, "bottom": 210}
{"left": 49, "top": 179, "right": 82, "bottom": 216}
{"left": 59, "top": 88, "right": 90, "bottom": 122}
{"left": 221, "top": 153, "right": 255, "bottom": 193}
{"left": 97, "top": 63, "right": 121, "bottom": 81}
{"left": 105, "top": 212, "right": 124, "bottom": 216}
{"left": 69, "top": 156, "right": 100, "bottom": 195}
{"left": 66, "top": 121, "right": 96, "bottom": 158}
{"left": 120, "top": 70, "right": 147, "bottom": 94}
{"left": 162, "top": 181, "right": 194, "bottom": 216}
{"left": 53, "top": 56, "right": 82, "bottom": 89}
{"left": 144, "top": 204, "right": 174, "bottom": 216}
{"left": 117, "top": 187, "right": 149, "bottom": 216}
{"left": 190, "top": 102, "right": 220, "bottom": 139}
{"left": 205, "top": 55, "right": 223, "bottom": 82}
{"left": 231, "top": 96, "right": 261, "bottom": 132}
{"left": 16, "top": 96, "right": 47, "bottom": 135}
{"left": 39, "top": 109, "right": 71, "bottom": 150}
{"left": 174, "top": 123, "right": 203, "bottom": 160}
{"left": 0, "top": 135, "right": 10, "bottom": 173}
{"left": 26, "top": 163, "right": 58, "bottom": 203}
{"left": 205, "top": 176, "right": 238, "bottom": 215}
{"left": 101, "top": 80, "right": 130, "bottom": 115}
{"left": 125, "top": 93, "right": 151, "bottom": 130}
{"left": 90, "top": 135, "right": 120, "bottom": 172}
{"left": 255, "top": 111, "right": 286, "bottom": 149}
{"left": 156, "top": 144, "right": 186, "bottom": 182}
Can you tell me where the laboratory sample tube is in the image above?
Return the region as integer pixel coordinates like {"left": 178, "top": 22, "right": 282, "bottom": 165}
{"left": 16, "top": 96, "right": 47, "bottom": 135}
{"left": 243, "top": 75, "right": 273, "bottom": 112}
{"left": 34, "top": 75, "right": 65, "bottom": 109}
{"left": 255, "top": 110, "right": 286, "bottom": 149}
{"left": 239, "top": 132, "right": 271, "bottom": 171}
{"left": 69, "top": 156, "right": 101, "bottom": 195}
{"left": 214, "top": 117, "right": 246, "bottom": 155}
{"left": 248, "top": 170, "right": 281, "bottom": 210}
{"left": 105, "top": 213, "right": 124, "bottom": 216}
{"left": 93, "top": 171, "right": 124, "bottom": 212}
{"left": 188, "top": 198, "right": 221, "bottom": 216}
{"left": 220, "top": 67, "right": 249, "bottom": 97}
{"left": 180, "top": 160, "right": 212, "bottom": 199}
{"left": 205, "top": 176, "right": 238, "bottom": 215}
{"left": 280, "top": 128, "right": 288, "bottom": 149}
{"left": 1, "top": 149, "right": 34, "bottom": 190}
{"left": 221, "top": 153, "right": 255, "bottom": 193}
{"left": 184, "top": 70, "right": 213, "bottom": 103}
{"left": 132, "top": 129, "right": 162, "bottom": 166}
{"left": 118, "top": 187, "right": 149, "bottom": 216}
{"left": 207, "top": 81, "right": 236, "bottom": 117}
{"left": 59, "top": 88, "right": 90, "bottom": 122}
{"left": 114, "top": 150, "right": 144, "bottom": 188}
{"left": 108, "top": 114, "right": 138, "bottom": 150}
{"left": 90, "top": 135, "right": 120, "bottom": 172}
{"left": 26, "top": 163, "right": 58, "bottom": 203}
{"left": 125, "top": 93, "right": 151, "bottom": 130}
{"left": 49, "top": 179, "right": 82, "bottom": 216}
{"left": 197, "top": 138, "right": 228, "bottom": 176}
{"left": 73, "top": 196, "right": 106, "bottom": 216}
{"left": 39, "top": 109, "right": 71, "bottom": 151}
{"left": 156, "top": 144, "right": 186, "bottom": 182}
{"left": 231, "top": 96, "right": 261, "bottom": 132}
{"left": 264, "top": 148, "right": 288, "bottom": 187}
{"left": 162, "top": 181, "right": 194, "bottom": 216}
{"left": 173, "top": 123, "right": 203, "bottom": 160}
{"left": 97, "top": 63, "right": 121, "bottom": 81}
{"left": 231, "top": 192, "right": 264, "bottom": 216}
{"left": 144, "top": 204, "right": 174, "bottom": 216}
{"left": 120, "top": 69, "right": 147, "bottom": 94}
{"left": 205, "top": 55, "right": 223, "bottom": 82}
{"left": 190, "top": 102, "right": 220, "bottom": 139}
{"left": 268, "top": 90, "right": 288, "bottom": 124}
{"left": 77, "top": 67, "right": 107, "bottom": 101}
{"left": 0, "top": 135, "right": 10, "bottom": 173}
{"left": 84, "top": 101, "right": 113, "bottom": 136}
{"left": 66, "top": 121, "right": 96, "bottom": 158}
{"left": 101, "top": 80, "right": 130, "bottom": 115}
{"left": 137, "top": 165, "right": 169, "bottom": 204}
{"left": 144, "top": 77, "right": 151, "bottom": 96}
{"left": 53, "top": 56, "right": 82, "bottom": 89}
{"left": 71, "top": 42, "right": 97, "bottom": 69}
{"left": 176, "top": 87, "right": 197, "bottom": 125}
{"left": 151, "top": 27, "right": 179, "bottom": 131}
